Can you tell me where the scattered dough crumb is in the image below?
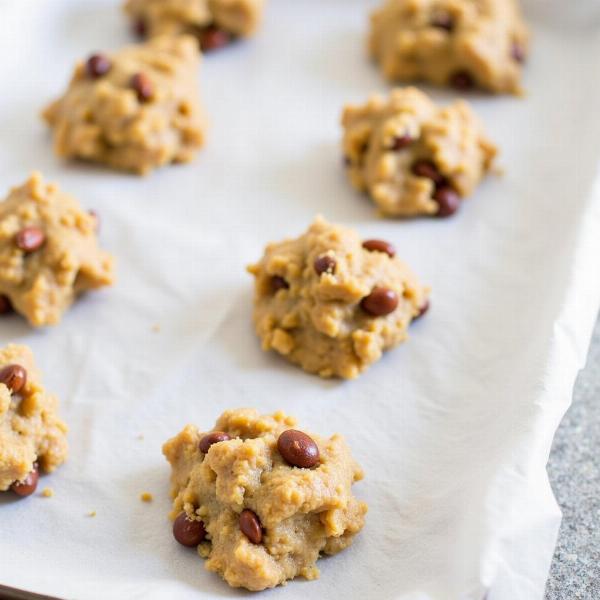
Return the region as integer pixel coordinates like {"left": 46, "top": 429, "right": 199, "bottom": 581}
{"left": 88, "top": 510, "right": 97, "bottom": 518}
{"left": 41, "top": 487, "right": 54, "bottom": 498}
{"left": 151, "top": 324, "right": 160, "bottom": 333}
{"left": 137, "top": 434, "right": 144, "bottom": 440}
{"left": 140, "top": 492, "right": 153, "bottom": 503}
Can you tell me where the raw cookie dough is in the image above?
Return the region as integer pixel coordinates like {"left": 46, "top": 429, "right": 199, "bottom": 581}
{"left": 342, "top": 87, "right": 497, "bottom": 218}
{"left": 163, "top": 408, "right": 367, "bottom": 591}
{"left": 43, "top": 36, "right": 205, "bottom": 175}
{"left": 124, "top": 0, "right": 265, "bottom": 51}
{"left": 369, "top": 0, "right": 529, "bottom": 94}
{"left": 0, "top": 344, "right": 68, "bottom": 495}
{"left": 0, "top": 173, "right": 114, "bottom": 327}
{"left": 247, "top": 216, "right": 429, "bottom": 379}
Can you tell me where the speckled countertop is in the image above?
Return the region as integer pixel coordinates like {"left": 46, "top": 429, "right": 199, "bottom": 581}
{"left": 545, "top": 313, "right": 600, "bottom": 599}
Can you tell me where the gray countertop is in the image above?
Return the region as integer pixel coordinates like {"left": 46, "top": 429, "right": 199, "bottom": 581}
{"left": 545, "top": 313, "right": 600, "bottom": 598}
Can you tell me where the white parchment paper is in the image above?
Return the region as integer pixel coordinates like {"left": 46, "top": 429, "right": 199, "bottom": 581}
{"left": 1, "top": 1, "right": 600, "bottom": 599}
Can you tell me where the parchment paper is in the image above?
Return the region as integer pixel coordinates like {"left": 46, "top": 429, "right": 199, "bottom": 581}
{"left": 1, "top": 1, "right": 600, "bottom": 599}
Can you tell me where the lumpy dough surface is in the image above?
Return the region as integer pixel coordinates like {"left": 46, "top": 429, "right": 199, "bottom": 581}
{"left": 342, "top": 87, "right": 497, "bottom": 218}
{"left": 247, "top": 216, "right": 429, "bottom": 379}
{"left": 43, "top": 36, "right": 205, "bottom": 175}
{"left": 369, "top": 0, "right": 529, "bottom": 94}
{"left": 163, "top": 408, "right": 367, "bottom": 591}
{"left": 0, "top": 345, "right": 68, "bottom": 491}
{"left": 124, "top": 0, "right": 265, "bottom": 40}
{"left": 0, "top": 173, "right": 114, "bottom": 327}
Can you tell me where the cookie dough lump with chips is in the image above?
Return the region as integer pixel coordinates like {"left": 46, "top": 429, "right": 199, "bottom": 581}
{"left": 342, "top": 87, "right": 496, "bottom": 217}
{"left": 247, "top": 216, "right": 429, "bottom": 379}
{"left": 0, "top": 344, "right": 68, "bottom": 497}
{"left": 124, "top": 0, "right": 266, "bottom": 52}
{"left": 43, "top": 36, "right": 205, "bottom": 174}
{"left": 0, "top": 173, "right": 114, "bottom": 327}
{"left": 369, "top": 0, "right": 529, "bottom": 94}
{"left": 163, "top": 408, "right": 367, "bottom": 591}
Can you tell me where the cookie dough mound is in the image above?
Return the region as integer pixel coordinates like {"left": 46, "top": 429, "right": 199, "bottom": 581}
{"left": 0, "top": 173, "right": 114, "bottom": 327}
{"left": 369, "top": 0, "right": 529, "bottom": 94}
{"left": 43, "top": 36, "right": 205, "bottom": 174}
{"left": 247, "top": 216, "right": 429, "bottom": 378}
{"left": 163, "top": 408, "right": 367, "bottom": 591}
{"left": 124, "top": 0, "right": 265, "bottom": 50}
{"left": 342, "top": 87, "right": 497, "bottom": 218}
{"left": 0, "top": 344, "right": 68, "bottom": 493}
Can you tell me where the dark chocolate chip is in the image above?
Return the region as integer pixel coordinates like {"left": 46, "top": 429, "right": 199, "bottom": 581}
{"left": 433, "top": 186, "right": 461, "bottom": 217}
{"left": 131, "top": 72, "right": 154, "bottom": 102}
{"left": 415, "top": 299, "right": 430, "bottom": 319}
{"left": 314, "top": 255, "right": 336, "bottom": 276}
{"left": 198, "top": 431, "right": 231, "bottom": 454}
{"left": 361, "top": 287, "right": 399, "bottom": 316}
{"left": 412, "top": 160, "right": 445, "bottom": 186}
{"left": 389, "top": 135, "right": 414, "bottom": 151}
{"left": 133, "top": 18, "right": 147, "bottom": 38}
{"left": 172, "top": 512, "right": 206, "bottom": 547}
{"left": 11, "top": 466, "right": 38, "bottom": 497}
{"left": 0, "top": 295, "right": 12, "bottom": 315}
{"left": 0, "top": 364, "right": 27, "bottom": 393}
{"left": 86, "top": 54, "right": 111, "bottom": 79}
{"left": 199, "top": 26, "right": 232, "bottom": 52}
{"left": 362, "top": 239, "right": 396, "bottom": 258}
{"left": 277, "top": 430, "right": 320, "bottom": 468}
{"left": 271, "top": 276, "right": 289, "bottom": 292}
{"left": 15, "top": 226, "right": 45, "bottom": 252}
{"left": 431, "top": 13, "right": 454, "bottom": 31}
{"left": 511, "top": 42, "right": 525, "bottom": 63}
{"left": 450, "top": 70, "right": 474, "bottom": 91}
{"left": 239, "top": 509, "right": 262, "bottom": 544}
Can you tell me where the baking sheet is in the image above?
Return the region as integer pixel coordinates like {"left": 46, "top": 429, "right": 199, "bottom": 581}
{"left": 1, "top": 1, "right": 600, "bottom": 599}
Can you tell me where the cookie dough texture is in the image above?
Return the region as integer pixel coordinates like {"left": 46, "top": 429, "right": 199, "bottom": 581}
{"left": 342, "top": 87, "right": 496, "bottom": 217}
{"left": 0, "top": 345, "right": 68, "bottom": 491}
{"left": 124, "top": 0, "right": 265, "bottom": 39}
{"left": 247, "top": 217, "right": 429, "bottom": 379}
{"left": 163, "top": 408, "right": 367, "bottom": 591}
{"left": 369, "top": 0, "right": 529, "bottom": 94}
{"left": 43, "top": 36, "right": 205, "bottom": 174}
{"left": 0, "top": 173, "right": 114, "bottom": 327}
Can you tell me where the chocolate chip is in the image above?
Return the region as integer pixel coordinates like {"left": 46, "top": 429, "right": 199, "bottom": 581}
{"left": 239, "top": 509, "right": 262, "bottom": 544}
{"left": 199, "top": 26, "right": 232, "bottom": 52}
{"left": 131, "top": 72, "right": 154, "bottom": 102}
{"left": 133, "top": 18, "right": 147, "bottom": 38}
{"left": 431, "top": 13, "right": 454, "bottom": 31}
{"left": 450, "top": 70, "right": 474, "bottom": 91}
{"left": 415, "top": 299, "right": 430, "bottom": 319}
{"left": 389, "top": 135, "right": 413, "bottom": 151}
{"left": 11, "top": 466, "right": 38, "bottom": 497}
{"left": 198, "top": 431, "right": 231, "bottom": 453}
{"left": 15, "top": 226, "right": 45, "bottom": 252}
{"left": 412, "top": 160, "right": 445, "bottom": 186}
{"left": 343, "top": 156, "right": 352, "bottom": 168}
{"left": 362, "top": 239, "right": 396, "bottom": 258}
{"left": 86, "top": 54, "right": 111, "bottom": 79}
{"left": 511, "top": 42, "right": 525, "bottom": 63}
{"left": 277, "top": 429, "right": 320, "bottom": 468}
{"left": 433, "top": 186, "right": 460, "bottom": 217}
{"left": 314, "top": 255, "right": 336, "bottom": 276}
{"left": 172, "top": 512, "right": 206, "bottom": 547}
{"left": 0, "top": 295, "right": 12, "bottom": 315}
{"left": 0, "top": 364, "right": 27, "bottom": 393}
{"left": 361, "top": 287, "right": 399, "bottom": 316}
{"left": 271, "top": 276, "right": 289, "bottom": 292}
